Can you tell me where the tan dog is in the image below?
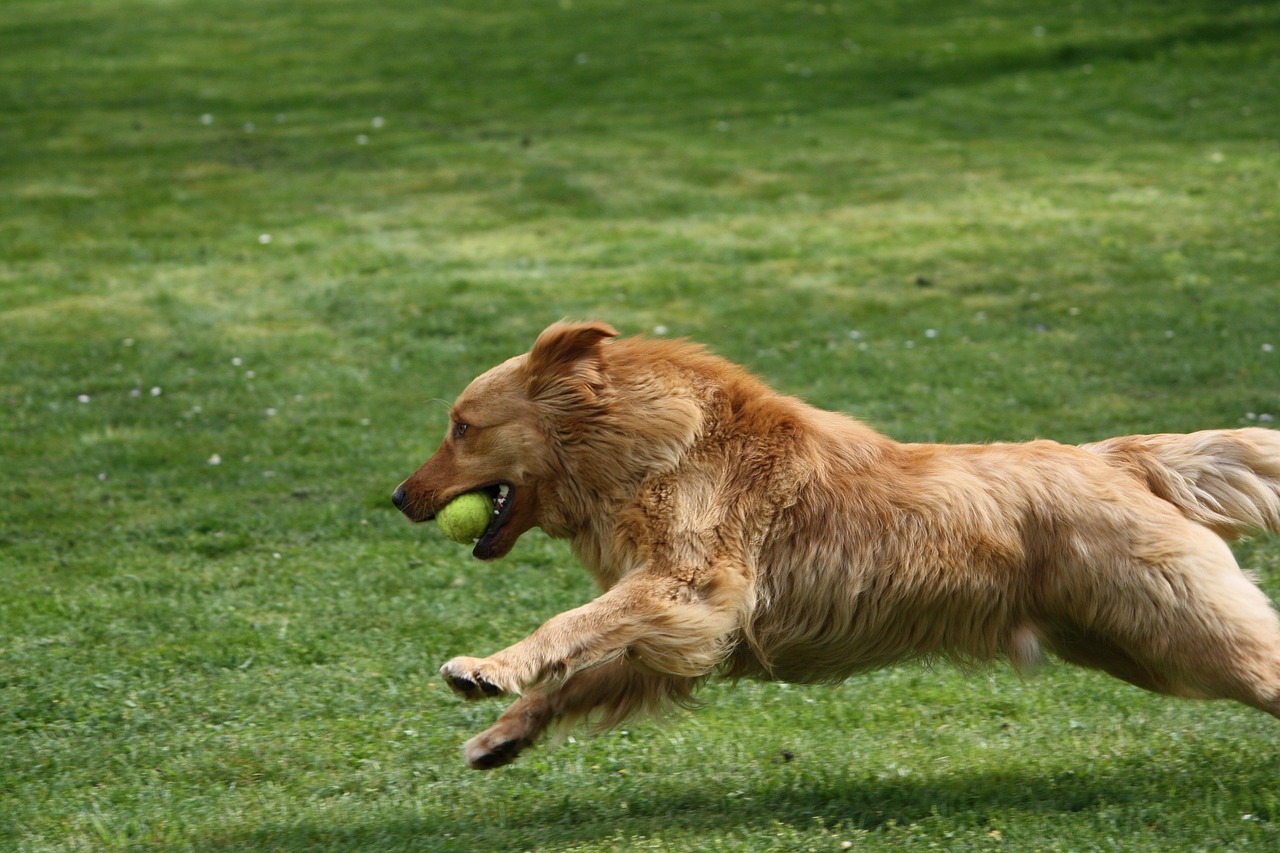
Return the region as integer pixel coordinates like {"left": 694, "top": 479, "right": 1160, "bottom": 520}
{"left": 392, "top": 320, "right": 1280, "bottom": 769}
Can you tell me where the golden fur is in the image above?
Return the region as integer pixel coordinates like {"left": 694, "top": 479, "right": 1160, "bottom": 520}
{"left": 392, "top": 321, "right": 1280, "bottom": 769}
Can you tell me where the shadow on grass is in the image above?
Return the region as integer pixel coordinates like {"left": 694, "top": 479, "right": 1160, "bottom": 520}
{"left": 782, "top": 15, "right": 1280, "bottom": 117}
{"left": 214, "top": 745, "right": 1278, "bottom": 851}
{"left": 460, "top": 12, "right": 1280, "bottom": 138}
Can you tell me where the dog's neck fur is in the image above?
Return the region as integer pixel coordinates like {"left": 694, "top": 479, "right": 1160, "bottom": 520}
{"left": 551, "top": 341, "right": 714, "bottom": 588}
{"left": 548, "top": 336, "right": 893, "bottom": 595}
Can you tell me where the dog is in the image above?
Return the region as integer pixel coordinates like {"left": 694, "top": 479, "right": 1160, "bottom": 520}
{"left": 392, "top": 320, "right": 1280, "bottom": 769}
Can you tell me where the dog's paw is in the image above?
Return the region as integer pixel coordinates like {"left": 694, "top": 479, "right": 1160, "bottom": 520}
{"left": 440, "top": 656, "right": 509, "bottom": 700}
{"left": 463, "top": 728, "right": 531, "bottom": 770}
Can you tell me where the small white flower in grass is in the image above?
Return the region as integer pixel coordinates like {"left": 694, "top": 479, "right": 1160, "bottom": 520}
{"left": 360, "top": 418, "right": 371, "bottom": 426}
{"left": 1262, "top": 414, "right": 1274, "bottom": 423}
{"left": 150, "top": 386, "right": 162, "bottom": 397}
{"left": 356, "top": 134, "right": 369, "bottom": 145}
{"left": 232, "top": 357, "right": 242, "bottom": 366}
{"left": 1263, "top": 343, "right": 1274, "bottom": 353}
{"left": 925, "top": 329, "right": 938, "bottom": 338}
{"left": 849, "top": 330, "right": 862, "bottom": 340}
{"left": 207, "top": 453, "right": 222, "bottom": 465}
{"left": 372, "top": 116, "right": 385, "bottom": 128}
{"left": 123, "top": 338, "right": 135, "bottom": 347}
{"left": 245, "top": 370, "right": 255, "bottom": 379}
{"left": 654, "top": 325, "right": 668, "bottom": 335}
{"left": 77, "top": 394, "right": 91, "bottom": 403}
{"left": 98, "top": 473, "right": 108, "bottom": 482}
{"left": 129, "top": 388, "right": 142, "bottom": 398}
{"left": 200, "top": 113, "right": 214, "bottom": 125}
{"left": 265, "top": 407, "right": 277, "bottom": 417}
{"left": 273, "top": 552, "right": 282, "bottom": 559}
{"left": 258, "top": 233, "right": 272, "bottom": 245}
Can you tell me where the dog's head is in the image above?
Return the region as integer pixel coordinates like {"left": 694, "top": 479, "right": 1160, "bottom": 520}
{"left": 391, "top": 320, "right": 619, "bottom": 560}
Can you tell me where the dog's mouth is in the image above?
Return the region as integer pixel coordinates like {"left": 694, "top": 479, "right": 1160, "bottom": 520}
{"left": 471, "top": 482, "right": 515, "bottom": 560}
{"left": 402, "top": 479, "right": 525, "bottom": 560}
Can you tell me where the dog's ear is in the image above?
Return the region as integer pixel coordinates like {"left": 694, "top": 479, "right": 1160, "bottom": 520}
{"left": 525, "top": 320, "right": 618, "bottom": 396}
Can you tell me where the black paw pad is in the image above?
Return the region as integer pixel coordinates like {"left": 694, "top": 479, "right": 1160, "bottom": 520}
{"left": 448, "top": 675, "right": 477, "bottom": 695}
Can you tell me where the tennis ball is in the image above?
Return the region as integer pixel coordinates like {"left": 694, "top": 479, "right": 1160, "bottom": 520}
{"left": 436, "top": 491, "right": 495, "bottom": 543}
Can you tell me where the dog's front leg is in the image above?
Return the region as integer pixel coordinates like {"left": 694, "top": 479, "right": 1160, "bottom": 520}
{"left": 461, "top": 658, "right": 698, "bottom": 769}
{"left": 441, "top": 563, "right": 749, "bottom": 699}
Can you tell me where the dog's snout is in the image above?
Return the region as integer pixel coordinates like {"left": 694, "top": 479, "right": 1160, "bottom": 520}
{"left": 391, "top": 486, "right": 408, "bottom": 510}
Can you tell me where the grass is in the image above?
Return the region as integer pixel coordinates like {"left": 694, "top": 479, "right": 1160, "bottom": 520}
{"left": 3, "top": 0, "right": 1280, "bottom": 849}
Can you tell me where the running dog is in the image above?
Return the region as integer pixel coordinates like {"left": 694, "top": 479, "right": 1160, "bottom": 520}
{"left": 392, "top": 320, "right": 1280, "bottom": 769}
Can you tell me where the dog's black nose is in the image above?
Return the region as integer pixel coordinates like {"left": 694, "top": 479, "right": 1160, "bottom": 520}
{"left": 391, "top": 487, "right": 407, "bottom": 509}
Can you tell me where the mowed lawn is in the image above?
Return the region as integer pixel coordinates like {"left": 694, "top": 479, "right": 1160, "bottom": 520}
{"left": 3, "top": 0, "right": 1280, "bottom": 850}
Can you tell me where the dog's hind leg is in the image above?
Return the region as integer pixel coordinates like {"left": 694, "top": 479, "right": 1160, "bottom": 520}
{"left": 1046, "top": 523, "right": 1280, "bottom": 717}
{"left": 1161, "top": 539, "right": 1280, "bottom": 717}
{"left": 462, "top": 658, "right": 697, "bottom": 769}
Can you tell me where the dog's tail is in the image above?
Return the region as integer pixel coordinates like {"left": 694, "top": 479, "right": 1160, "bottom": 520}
{"left": 1082, "top": 428, "right": 1280, "bottom": 539}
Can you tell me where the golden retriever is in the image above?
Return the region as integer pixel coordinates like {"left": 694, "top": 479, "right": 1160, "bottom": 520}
{"left": 392, "top": 320, "right": 1280, "bottom": 769}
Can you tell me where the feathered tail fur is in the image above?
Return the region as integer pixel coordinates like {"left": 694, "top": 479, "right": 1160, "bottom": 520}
{"left": 1083, "top": 428, "right": 1280, "bottom": 539}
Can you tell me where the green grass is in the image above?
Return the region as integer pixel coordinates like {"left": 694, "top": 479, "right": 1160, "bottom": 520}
{"left": 3, "top": 0, "right": 1280, "bottom": 849}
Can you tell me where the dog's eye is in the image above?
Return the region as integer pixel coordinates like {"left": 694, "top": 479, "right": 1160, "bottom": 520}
{"left": 452, "top": 422, "right": 469, "bottom": 440}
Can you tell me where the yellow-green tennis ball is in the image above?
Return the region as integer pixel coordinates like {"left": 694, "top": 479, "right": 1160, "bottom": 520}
{"left": 436, "top": 491, "right": 495, "bottom": 544}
